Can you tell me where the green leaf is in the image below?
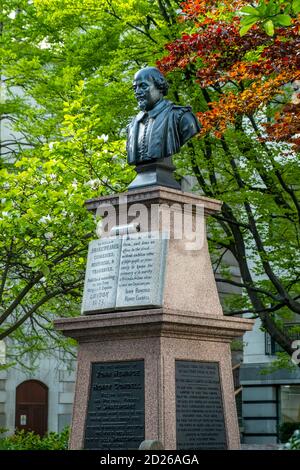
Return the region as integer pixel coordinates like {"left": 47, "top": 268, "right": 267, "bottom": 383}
{"left": 40, "top": 264, "right": 50, "bottom": 276}
{"left": 257, "top": 0, "right": 268, "bottom": 15}
{"left": 292, "top": 0, "right": 300, "bottom": 14}
{"left": 265, "top": 0, "right": 281, "bottom": 15}
{"left": 240, "top": 22, "right": 256, "bottom": 36}
{"left": 241, "top": 16, "right": 259, "bottom": 26}
{"left": 240, "top": 6, "right": 260, "bottom": 16}
{"left": 275, "top": 14, "right": 292, "bottom": 26}
{"left": 263, "top": 19, "right": 275, "bottom": 36}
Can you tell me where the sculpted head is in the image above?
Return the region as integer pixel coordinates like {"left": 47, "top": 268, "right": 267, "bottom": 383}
{"left": 133, "top": 67, "right": 169, "bottom": 111}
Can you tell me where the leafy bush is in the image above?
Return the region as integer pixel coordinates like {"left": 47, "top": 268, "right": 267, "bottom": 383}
{"left": 0, "top": 427, "right": 69, "bottom": 450}
{"left": 282, "top": 429, "right": 300, "bottom": 450}
{"left": 279, "top": 422, "right": 300, "bottom": 443}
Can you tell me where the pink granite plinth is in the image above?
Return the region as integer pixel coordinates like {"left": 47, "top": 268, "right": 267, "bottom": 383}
{"left": 85, "top": 186, "right": 226, "bottom": 317}
{"left": 55, "top": 309, "right": 253, "bottom": 450}
{"left": 55, "top": 187, "right": 254, "bottom": 450}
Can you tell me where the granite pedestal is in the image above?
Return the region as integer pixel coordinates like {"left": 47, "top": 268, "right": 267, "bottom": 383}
{"left": 54, "top": 186, "right": 253, "bottom": 450}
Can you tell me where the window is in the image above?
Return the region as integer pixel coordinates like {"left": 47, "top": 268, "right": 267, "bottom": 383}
{"left": 0, "top": 341, "right": 5, "bottom": 364}
{"left": 280, "top": 385, "right": 300, "bottom": 423}
{"left": 265, "top": 324, "right": 300, "bottom": 356}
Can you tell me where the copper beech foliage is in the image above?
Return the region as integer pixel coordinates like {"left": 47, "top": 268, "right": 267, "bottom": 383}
{"left": 157, "top": 0, "right": 300, "bottom": 149}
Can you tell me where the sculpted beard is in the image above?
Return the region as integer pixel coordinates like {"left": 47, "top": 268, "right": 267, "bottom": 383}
{"left": 137, "top": 96, "right": 147, "bottom": 110}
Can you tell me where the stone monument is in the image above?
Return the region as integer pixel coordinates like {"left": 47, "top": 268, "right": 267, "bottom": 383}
{"left": 54, "top": 68, "right": 253, "bottom": 450}
{"left": 126, "top": 67, "right": 200, "bottom": 190}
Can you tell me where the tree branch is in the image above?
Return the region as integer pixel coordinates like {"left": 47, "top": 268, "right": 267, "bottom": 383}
{"left": 247, "top": 114, "right": 300, "bottom": 221}
{"left": 0, "top": 242, "right": 13, "bottom": 303}
{"left": 0, "top": 281, "right": 82, "bottom": 340}
{"left": 224, "top": 302, "right": 286, "bottom": 316}
{"left": 223, "top": 137, "right": 300, "bottom": 314}
{"left": 215, "top": 278, "right": 280, "bottom": 301}
{"left": 105, "top": 9, "right": 158, "bottom": 44}
{"left": 213, "top": 248, "right": 229, "bottom": 274}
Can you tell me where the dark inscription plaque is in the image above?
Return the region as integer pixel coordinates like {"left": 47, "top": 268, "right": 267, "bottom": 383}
{"left": 84, "top": 361, "right": 145, "bottom": 450}
{"left": 176, "top": 361, "right": 227, "bottom": 450}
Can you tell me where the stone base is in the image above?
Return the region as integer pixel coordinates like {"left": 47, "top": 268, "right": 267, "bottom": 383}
{"left": 55, "top": 309, "right": 253, "bottom": 450}
{"left": 128, "top": 158, "right": 181, "bottom": 191}
{"left": 56, "top": 187, "right": 254, "bottom": 450}
{"left": 84, "top": 187, "right": 227, "bottom": 318}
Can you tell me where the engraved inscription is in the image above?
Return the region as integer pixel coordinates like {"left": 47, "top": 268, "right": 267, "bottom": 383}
{"left": 81, "top": 233, "right": 168, "bottom": 314}
{"left": 84, "top": 361, "right": 145, "bottom": 450}
{"left": 81, "top": 238, "right": 121, "bottom": 313}
{"left": 176, "top": 361, "right": 227, "bottom": 450}
{"left": 116, "top": 233, "right": 168, "bottom": 309}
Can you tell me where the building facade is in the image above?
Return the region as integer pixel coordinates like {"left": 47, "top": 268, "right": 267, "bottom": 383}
{"left": 241, "top": 319, "right": 300, "bottom": 444}
{"left": 0, "top": 348, "right": 75, "bottom": 436}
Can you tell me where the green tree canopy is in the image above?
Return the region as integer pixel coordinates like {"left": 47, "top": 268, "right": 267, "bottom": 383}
{"left": 1, "top": 0, "right": 187, "bottom": 367}
{"left": 157, "top": 0, "right": 300, "bottom": 366}
{"left": 1, "top": 0, "right": 299, "bottom": 369}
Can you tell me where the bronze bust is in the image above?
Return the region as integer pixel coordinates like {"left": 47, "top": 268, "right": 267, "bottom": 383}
{"left": 127, "top": 67, "right": 200, "bottom": 165}
{"left": 126, "top": 67, "right": 200, "bottom": 190}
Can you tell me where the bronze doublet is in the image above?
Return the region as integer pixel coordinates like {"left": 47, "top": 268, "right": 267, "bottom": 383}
{"left": 126, "top": 100, "right": 200, "bottom": 165}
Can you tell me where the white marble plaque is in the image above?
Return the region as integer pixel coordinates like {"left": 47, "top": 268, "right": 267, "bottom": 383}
{"left": 81, "top": 238, "right": 122, "bottom": 313}
{"left": 116, "top": 233, "right": 168, "bottom": 309}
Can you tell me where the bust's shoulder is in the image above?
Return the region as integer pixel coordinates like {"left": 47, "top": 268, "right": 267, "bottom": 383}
{"left": 171, "top": 104, "right": 201, "bottom": 137}
{"left": 171, "top": 104, "right": 192, "bottom": 113}
{"left": 154, "top": 100, "right": 191, "bottom": 115}
{"left": 170, "top": 104, "right": 195, "bottom": 121}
